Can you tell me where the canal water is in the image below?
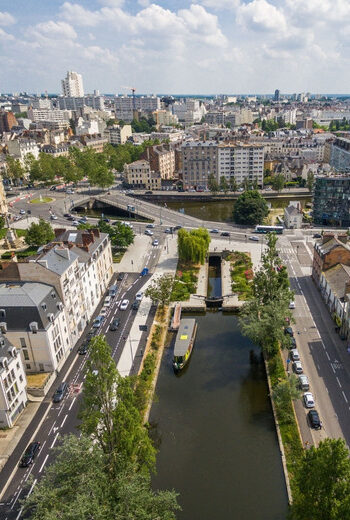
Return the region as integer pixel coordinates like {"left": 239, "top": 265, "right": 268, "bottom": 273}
{"left": 207, "top": 256, "right": 222, "bottom": 298}
{"left": 150, "top": 312, "right": 288, "bottom": 520}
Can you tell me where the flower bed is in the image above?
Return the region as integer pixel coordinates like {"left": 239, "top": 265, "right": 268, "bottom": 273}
{"left": 228, "top": 251, "right": 254, "bottom": 300}
{"left": 171, "top": 261, "right": 199, "bottom": 301}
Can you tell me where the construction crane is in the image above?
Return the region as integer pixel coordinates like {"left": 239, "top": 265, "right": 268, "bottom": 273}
{"left": 120, "top": 86, "right": 136, "bottom": 111}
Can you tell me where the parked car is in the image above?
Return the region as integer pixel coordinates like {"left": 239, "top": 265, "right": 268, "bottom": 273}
{"left": 165, "top": 228, "right": 172, "bottom": 233}
{"left": 132, "top": 300, "right": 140, "bottom": 310}
{"left": 221, "top": 232, "right": 230, "bottom": 237}
{"left": 19, "top": 441, "right": 40, "bottom": 467}
{"left": 117, "top": 273, "right": 124, "bottom": 281}
{"left": 173, "top": 225, "right": 182, "bottom": 231}
{"left": 313, "top": 233, "right": 322, "bottom": 239}
{"left": 100, "top": 307, "right": 108, "bottom": 317}
{"left": 146, "top": 223, "right": 155, "bottom": 228}
{"left": 211, "top": 229, "right": 219, "bottom": 234}
{"left": 72, "top": 220, "right": 80, "bottom": 226}
{"left": 109, "top": 318, "right": 120, "bottom": 331}
{"left": 53, "top": 382, "right": 68, "bottom": 403}
{"left": 66, "top": 189, "right": 75, "bottom": 194}
{"left": 145, "top": 229, "right": 153, "bottom": 236}
{"left": 152, "top": 239, "right": 159, "bottom": 246}
{"left": 303, "top": 392, "right": 315, "bottom": 408}
{"left": 109, "top": 285, "right": 118, "bottom": 298}
{"left": 78, "top": 341, "right": 89, "bottom": 355}
{"left": 50, "top": 214, "right": 58, "bottom": 220}
{"left": 103, "top": 296, "right": 111, "bottom": 307}
{"left": 140, "top": 267, "right": 149, "bottom": 276}
{"left": 64, "top": 213, "right": 72, "bottom": 218}
{"left": 290, "top": 348, "right": 300, "bottom": 361}
{"left": 308, "top": 409, "right": 322, "bottom": 429}
{"left": 135, "top": 292, "right": 143, "bottom": 301}
{"left": 289, "top": 301, "right": 296, "bottom": 309}
{"left": 19, "top": 209, "right": 26, "bottom": 215}
{"left": 145, "top": 190, "right": 153, "bottom": 194}
{"left": 120, "top": 299, "right": 129, "bottom": 310}
{"left": 87, "top": 328, "right": 98, "bottom": 340}
{"left": 293, "top": 361, "right": 303, "bottom": 374}
{"left": 49, "top": 186, "right": 57, "bottom": 191}
{"left": 79, "top": 217, "right": 88, "bottom": 224}
{"left": 284, "top": 326, "right": 294, "bottom": 337}
{"left": 298, "top": 375, "right": 310, "bottom": 390}
{"left": 93, "top": 315, "right": 105, "bottom": 328}
{"left": 249, "top": 236, "right": 259, "bottom": 241}
{"left": 288, "top": 337, "right": 297, "bottom": 349}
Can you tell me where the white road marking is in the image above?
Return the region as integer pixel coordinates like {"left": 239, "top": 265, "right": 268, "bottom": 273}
{"left": 331, "top": 364, "right": 336, "bottom": 374}
{"left": 27, "top": 478, "right": 37, "bottom": 497}
{"left": 50, "top": 432, "right": 59, "bottom": 449}
{"left": 336, "top": 377, "right": 342, "bottom": 388}
{"left": 39, "top": 454, "right": 49, "bottom": 473}
{"left": 60, "top": 414, "right": 68, "bottom": 428}
{"left": 10, "top": 489, "right": 22, "bottom": 510}
{"left": 68, "top": 396, "right": 76, "bottom": 411}
{"left": 48, "top": 421, "right": 56, "bottom": 436}
{"left": 342, "top": 391, "right": 348, "bottom": 404}
{"left": 325, "top": 351, "right": 330, "bottom": 361}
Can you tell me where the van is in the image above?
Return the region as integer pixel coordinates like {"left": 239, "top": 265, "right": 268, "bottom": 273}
{"left": 103, "top": 296, "right": 111, "bottom": 307}
{"left": 109, "top": 285, "right": 118, "bottom": 298}
{"left": 298, "top": 375, "right": 310, "bottom": 391}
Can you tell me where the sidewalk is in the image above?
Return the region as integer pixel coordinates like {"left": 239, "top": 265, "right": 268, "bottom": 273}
{"left": 115, "top": 235, "right": 154, "bottom": 274}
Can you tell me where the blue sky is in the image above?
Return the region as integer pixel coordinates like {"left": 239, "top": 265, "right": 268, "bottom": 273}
{"left": 0, "top": 0, "right": 348, "bottom": 94}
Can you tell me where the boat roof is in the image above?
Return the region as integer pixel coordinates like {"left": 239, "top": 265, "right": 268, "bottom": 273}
{"left": 174, "top": 318, "right": 196, "bottom": 357}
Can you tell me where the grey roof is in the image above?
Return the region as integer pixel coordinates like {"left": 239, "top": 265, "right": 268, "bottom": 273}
{"left": 53, "top": 230, "right": 108, "bottom": 263}
{"left": 37, "top": 245, "right": 78, "bottom": 275}
{"left": 285, "top": 205, "right": 299, "bottom": 216}
{"left": 316, "top": 237, "right": 350, "bottom": 256}
{"left": 0, "top": 282, "right": 62, "bottom": 331}
{"left": 0, "top": 334, "right": 17, "bottom": 367}
{"left": 324, "top": 264, "right": 350, "bottom": 301}
{"left": 174, "top": 319, "right": 196, "bottom": 357}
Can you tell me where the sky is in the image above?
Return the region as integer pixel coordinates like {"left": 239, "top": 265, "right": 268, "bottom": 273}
{"left": 0, "top": 0, "right": 349, "bottom": 95}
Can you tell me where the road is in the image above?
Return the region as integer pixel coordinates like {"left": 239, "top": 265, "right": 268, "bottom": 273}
{"left": 0, "top": 226, "right": 166, "bottom": 520}
{"left": 278, "top": 234, "right": 350, "bottom": 448}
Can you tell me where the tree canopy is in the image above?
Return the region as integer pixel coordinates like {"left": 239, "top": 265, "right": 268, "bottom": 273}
{"left": 208, "top": 173, "right": 219, "bottom": 193}
{"left": 232, "top": 189, "right": 269, "bottom": 225}
{"left": 25, "top": 219, "right": 55, "bottom": 247}
{"left": 271, "top": 173, "right": 285, "bottom": 192}
{"left": 177, "top": 228, "right": 210, "bottom": 264}
{"left": 145, "top": 273, "right": 174, "bottom": 308}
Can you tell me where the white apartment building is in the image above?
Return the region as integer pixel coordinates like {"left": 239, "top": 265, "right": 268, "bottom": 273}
{"left": 0, "top": 334, "right": 27, "bottom": 428}
{"left": 6, "top": 136, "right": 40, "bottom": 162}
{"left": 217, "top": 143, "right": 264, "bottom": 186}
{"left": 153, "top": 110, "right": 178, "bottom": 127}
{"left": 57, "top": 96, "right": 105, "bottom": 111}
{"left": 62, "top": 71, "right": 84, "bottom": 97}
{"left": 0, "top": 282, "right": 71, "bottom": 374}
{"left": 76, "top": 119, "right": 100, "bottom": 136}
{"left": 31, "top": 98, "right": 52, "bottom": 109}
{"left": 107, "top": 124, "right": 132, "bottom": 145}
{"left": 27, "top": 108, "right": 71, "bottom": 123}
{"left": 114, "top": 95, "right": 161, "bottom": 121}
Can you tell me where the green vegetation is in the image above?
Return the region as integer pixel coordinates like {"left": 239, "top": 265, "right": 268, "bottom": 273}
{"left": 290, "top": 438, "right": 350, "bottom": 520}
{"left": 1, "top": 246, "right": 38, "bottom": 259}
{"left": 5, "top": 156, "right": 25, "bottom": 183}
{"left": 329, "top": 118, "right": 350, "bottom": 131}
{"left": 271, "top": 173, "right": 285, "bottom": 192}
{"left": 145, "top": 274, "right": 174, "bottom": 308}
{"left": 171, "top": 262, "right": 199, "bottom": 301}
{"left": 25, "top": 219, "right": 55, "bottom": 247}
{"left": 177, "top": 228, "right": 210, "bottom": 264}
{"left": 228, "top": 251, "right": 253, "bottom": 300}
{"left": 229, "top": 176, "right": 238, "bottom": 192}
{"left": 306, "top": 170, "right": 315, "bottom": 192}
{"left": 80, "top": 220, "right": 134, "bottom": 249}
{"left": 23, "top": 336, "right": 179, "bottom": 519}
{"left": 30, "top": 197, "right": 53, "bottom": 204}
{"left": 219, "top": 175, "right": 229, "bottom": 193}
{"left": 131, "top": 116, "right": 156, "bottom": 133}
{"left": 232, "top": 190, "right": 269, "bottom": 225}
{"left": 208, "top": 173, "right": 219, "bottom": 193}
{"left": 14, "top": 111, "right": 27, "bottom": 119}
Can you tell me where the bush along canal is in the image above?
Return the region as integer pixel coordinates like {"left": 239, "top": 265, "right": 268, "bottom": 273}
{"left": 150, "top": 311, "right": 288, "bottom": 520}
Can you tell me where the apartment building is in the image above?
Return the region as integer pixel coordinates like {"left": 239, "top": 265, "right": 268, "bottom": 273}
{"left": 217, "top": 143, "right": 264, "bottom": 186}
{"left": 114, "top": 95, "right": 160, "bottom": 121}
{"left": 61, "top": 71, "right": 84, "bottom": 97}
{"left": 124, "top": 160, "right": 161, "bottom": 190}
{"left": 6, "top": 136, "right": 40, "bottom": 162}
{"left": 27, "top": 108, "right": 71, "bottom": 124}
{"left": 313, "top": 176, "right": 350, "bottom": 227}
{"left": 181, "top": 142, "right": 217, "bottom": 189}
{"left": 0, "top": 282, "right": 71, "bottom": 373}
{"left": 57, "top": 96, "right": 105, "bottom": 111}
{"left": 330, "top": 137, "right": 350, "bottom": 172}
{"left": 312, "top": 234, "right": 350, "bottom": 282}
{"left": 0, "top": 111, "right": 17, "bottom": 134}
{"left": 80, "top": 134, "right": 108, "bottom": 153}
{"left": 0, "top": 334, "right": 27, "bottom": 428}
{"left": 107, "top": 124, "right": 132, "bottom": 145}
{"left": 153, "top": 110, "right": 178, "bottom": 127}
{"left": 142, "top": 145, "right": 176, "bottom": 179}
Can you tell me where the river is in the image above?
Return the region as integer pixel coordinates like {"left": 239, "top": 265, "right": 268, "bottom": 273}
{"left": 150, "top": 312, "right": 288, "bottom": 520}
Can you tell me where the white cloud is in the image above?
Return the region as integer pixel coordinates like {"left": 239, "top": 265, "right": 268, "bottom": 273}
{"left": 28, "top": 21, "right": 77, "bottom": 40}
{"left": 0, "top": 27, "right": 15, "bottom": 40}
{"left": 237, "top": 0, "right": 287, "bottom": 33}
{"left": 0, "top": 11, "right": 15, "bottom": 26}
{"left": 195, "top": 0, "right": 239, "bottom": 9}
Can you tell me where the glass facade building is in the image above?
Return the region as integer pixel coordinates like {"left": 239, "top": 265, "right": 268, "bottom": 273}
{"left": 313, "top": 176, "right": 350, "bottom": 227}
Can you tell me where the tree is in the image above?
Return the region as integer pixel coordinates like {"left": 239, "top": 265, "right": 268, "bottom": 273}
{"left": 272, "top": 375, "right": 301, "bottom": 423}
{"left": 0, "top": 216, "right": 5, "bottom": 230}
{"left": 207, "top": 173, "right": 219, "bottom": 193}
{"left": 23, "top": 434, "right": 180, "bottom": 520}
{"left": 229, "top": 177, "right": 238, "bottom": 192}
{"left": 177, "top": 228, "right": 210, "bottom": 264}
{"left": 290, "top": 438, "right": 350, "bottom": 520}
{"left": 225, "top": 121, "right": 232, "bottom": 128}
{"left": 271, "top": 173, "right": 285, "bottom": 192}
{"left": 306, "top": 170, "right": 315, "bottom": 192}
{"left": 88, "top": 164, "right": 115, "bottom": 188}
{"left": 145, "top": 274, "right": 174, "bottom": 307}
{"left": 219, "top": 176, "right": 229, "bottom": 193}
{"left": 232, "top": 190, "right": 269, "bottom": 225}
{"left": 79, "top": 335, "right": 156, "bottom": 473}
{"left": 97, "top": 220, "right": 134, "bottom": 248}
{"left": 25, "top": 219, "right": 55, "bottom": 247}
{"left": 5, "top": 156, "right": 25, "bottom": 183}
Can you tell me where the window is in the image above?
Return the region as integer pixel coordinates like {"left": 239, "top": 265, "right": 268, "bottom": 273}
{"left": 23, "top": 350, "right": 29, "bottom": 361}
{"left": 20, "top": 338, "right": 26, "bottom": 348}
{"left": 26, "top": 364, "right": 31, "bottom": 370}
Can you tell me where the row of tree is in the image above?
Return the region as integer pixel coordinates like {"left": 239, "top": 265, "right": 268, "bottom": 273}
{"left": 177, "top": 228, "right": 210, "bottom": 264}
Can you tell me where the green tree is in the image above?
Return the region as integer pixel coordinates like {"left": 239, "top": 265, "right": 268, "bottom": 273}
{"left": 23, "top": 434, "right": 180, "bottom": 520}
{"left": 177, "top": 228, "right": 210, "bottom": 264}
{"left": 306, "top": 170, "right": 315, "bottom": 192}
{"left": 290, "top": 438, "right": 350, "bottom": 520}
{"left": 225, "top": 121, "right": 232, "bottom": 128}
{"left": 5, "top": 156, "right": 25, "bottom": 183}
{"left": 219, "top": 175, "right": 229, "bottom": 193}
{"left": 88, "top": 164, "right": 115, "bottom": 188}
{"left": 145, "top": 274, "right": 174, "bottom": 308}
{"left": 208, "top": 173, "right": 219, "bottom": 193}
{"left": 271, "top": 173, "right": 285, "bottom": 192}
{"left": 25, "top": 219, "right": 55, "bottom": 246}
{"left": 232, "top": 190, "right": 269, "bottom": 225}
{"left": 97, "top": 220, "right": 134, "bottom": 248}
{"left": 0, "top": 216, "right": 5, "bottom": 230}
{"left": 79, "top": 335, "right": 156, "bottom": 473}
{"left": 229, "top": 177, "right": 238, "bottom": 192}
{"left": 272, "top": 375, "right": 301, "bottom": 423}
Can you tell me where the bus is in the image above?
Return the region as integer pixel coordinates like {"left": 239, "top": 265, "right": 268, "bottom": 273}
{"left": 254, "top": 225, "right": 284, "bottom": 234}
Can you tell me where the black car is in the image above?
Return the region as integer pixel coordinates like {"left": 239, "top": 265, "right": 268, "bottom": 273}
{"left": 313, "top": 233, "right": 322, "bottom": 239}
{"left": 308, "top": 409, "right": 322, "bottom": 430}
{"left": 102, "top": 218, "right": 110, "bottom": 223}
{"left": 173, "top": 225, "right": 182, "bottom": 231}
{"left": 221, "top": 231, "right": 230, "bottom": 237}
{"left": 19, "top": 442, "right": 40, "bottom": 467}
{"left": 87, "top": 328, "right": 98, "bottom": 341}
{"left": 145, "top": 190, "right": 153, "bottom": 194}
{"left": 117, "top": 273, "right": 124, "bottom": 281}
{"left": 284, "top": 326, "right": 294, "bottom": 337}
{"left": 53, "top": 382, "right": 68, "bottom": 403}
{"left": 132, "top": 300, "right": 140, "bottom": 310}
{"left": 78, "top": 341, "right": 89, "bottom": 355}
{"left": 288, "top": 337, "right": 297, "bottom": 349}
{"left": 49, "top": 186, "right": 56, "bottom": 191}
{"left": 109, "top": 318, "right": 120, "bottom": 331}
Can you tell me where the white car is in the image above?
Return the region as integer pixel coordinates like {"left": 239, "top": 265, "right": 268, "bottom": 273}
{"left": 145, "top": 229, "right": 153, "bottom": 236}
{"left": 289, "top": 301, "right": 296, "bottom": 309}
{"left": 100, "top": 307, "right": 107, "bottom": 317}
{"left": 152, "top": 239, "right": 159, "bottom": 246}
{"left": 211, "top": 229, "right": 219, "bottom": 234}
{"left": 303, "top": 392, "right": 315, "bottom": 408}
{"left": 249, "top": 236, "right": 259, "bottom": 242}
{"left": 19, "top": 209, "right": 26, "bottom": 215}
{"left": 135, "top": 292, "right": 143, "bottom": 301}
{"left": 50, "top": 214, "right": 58, "bottom": 220}
{"left": 72, "top": 220, "right": 80, "bottom": 226}
{"left": 290, "top": 348, "right": 300, "bottom": 361}
{"left": 146, "top": 223, "right": 155, "bottom": 229}
{"left": 293, "top": 361, "right": 303, "bottom": 374}
{"left": 120, "top": 299, "right": 129, "bottom": 310}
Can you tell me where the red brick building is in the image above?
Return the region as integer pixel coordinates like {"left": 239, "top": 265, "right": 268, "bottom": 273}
{"left": 312, "top": 234, "right": 350, "bottom": 283}
{"left": 0, "top": 111, "right": 17, "bottom": 134}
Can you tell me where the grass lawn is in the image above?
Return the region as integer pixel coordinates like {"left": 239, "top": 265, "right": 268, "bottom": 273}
{"left": 228, "top": 251, "right": 253, "bottom": 300}
{"left": 30, "top": 197, "right": 53, "bottom": 204}
{"left": 171, "top": 260, "right": 199, "bottom": 301}
{"left": 0, "top": 228, "right": 27, "bottom": 240}
{"left": 112, "top": 251, "right": 125, "bottom": 263}
{"left": 265, "top": 208, "right": 284, "bottom": 226}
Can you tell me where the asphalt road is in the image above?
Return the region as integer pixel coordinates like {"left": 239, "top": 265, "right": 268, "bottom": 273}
{"left": 0, "top": 227, "right": 165, "bottom": 520}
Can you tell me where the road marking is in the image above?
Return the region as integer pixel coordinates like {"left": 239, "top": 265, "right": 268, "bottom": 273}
{"left": 60, "top": 414, "right": 68, "bottom": 428}
{"left": 342, "top": 391, "right": 348, "bottom": 404}
{"left": 15, "top": 507, "right": 23, "bottom": 520}
{"left": 57, "top": 404, "right": 64, "bottom": 417}
{"left": 39, "top": 454, "right": 49, "bottom": 473}
{"left": 325, "top": 351, "right": 330, "bottom": 361}
{"left": 68, "top": 396, "right": 76, "bottom": 411}
{"left": 23, "top": 464, "right": 34, "bottom": 483}
{"left": 27, "top": 478, "right": 37, "bottom": 497}
{"left": 331, "top": 364, "right": 336, "bottom": 373}
{"left": 50, "top": 432, "right": 59, "bottom": 449}
{"left": 336, "top": 377, "right": 342, "bottom": 388}
{"left": 10, "top": 488, "right": 22, "bottom": 510}
{"left": 48, "top": 420, "right": 56, "bottom": 436}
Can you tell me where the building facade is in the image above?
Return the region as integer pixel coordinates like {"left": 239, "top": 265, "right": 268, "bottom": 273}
{"left": 330, "top": 137, "right": 350, "bottom": 172}
{"left": 313, "top": 176, "right": 350, "bottom": 227}
{"left": 181, "top": 141, "right": 217, "bottom": 189}
{"left": 107, "top": 124, "right": 132, "bottom": 145}
{"left": 124, "top": 160, "right": 161, "bottom": 190}
{"left": 312, "top": 234, "right": 350, "bottom": 282}
{"left": 141, "top": 145, "right": 176, "bottom": 179}
{"left": 0, "top": 112, "right": 17, "bottom": 134}
{"left": 61, "top": 71, "right": 84, "bottom": 97}
{"left": 217, "top": 143, "right": 264, "bottom": 186}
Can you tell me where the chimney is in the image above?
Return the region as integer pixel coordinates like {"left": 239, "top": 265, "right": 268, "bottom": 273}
{"left": 54, "top": 228, "right": 66, "bottom": 238}
{"left": 81, "top": 233, "right": 93, "bottom": 249}
{"left": 322, "top": 233, "right": 336, "bottom": 244}
{"left": 55, "top": 247, "right": 70, "bottom": 260}
{"left": 91, "top": 229, "right": 100, "bottom": 238}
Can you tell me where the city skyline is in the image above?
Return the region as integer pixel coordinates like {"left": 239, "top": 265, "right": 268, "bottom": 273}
{"left": 1, "top": 0, "right": 350, "bottom": 94}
